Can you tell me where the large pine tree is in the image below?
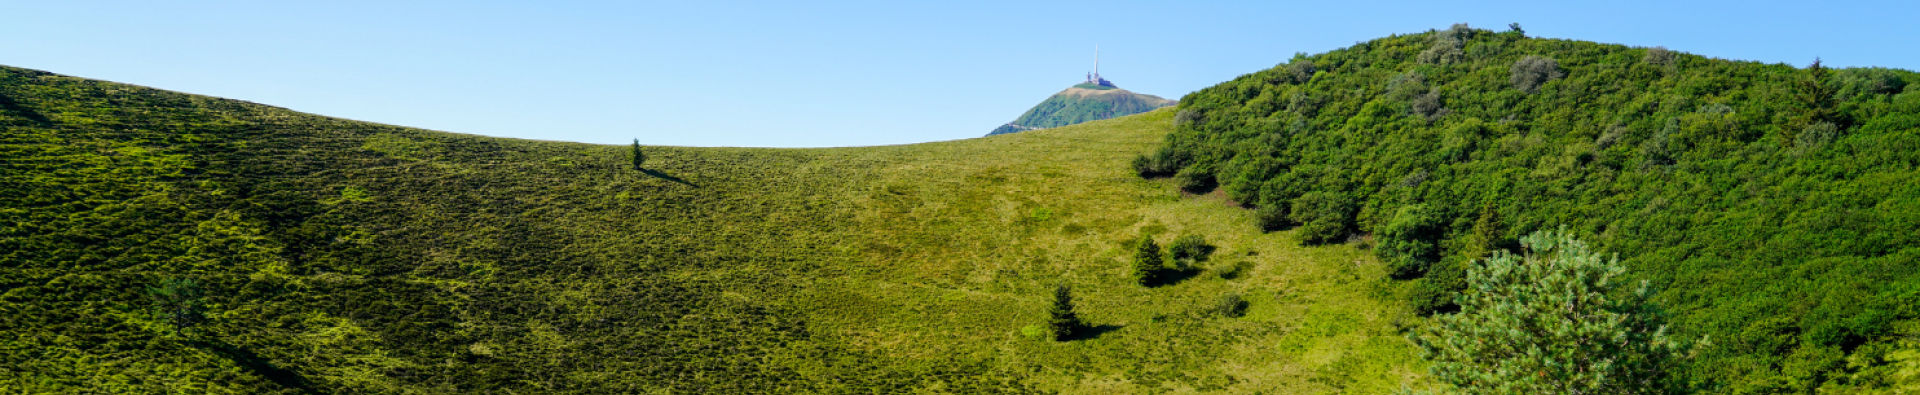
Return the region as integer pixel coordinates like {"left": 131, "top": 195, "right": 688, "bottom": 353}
{"left": 1409, "top": 228, "right": 1701, "bottom": 394}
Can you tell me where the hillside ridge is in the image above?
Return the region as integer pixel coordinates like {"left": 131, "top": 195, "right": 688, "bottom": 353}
{"left": 988, "top": 84, "right": 1176, "bottom": 136}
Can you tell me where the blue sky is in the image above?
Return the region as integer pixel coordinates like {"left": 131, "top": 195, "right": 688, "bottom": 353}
{"left": 5, "top": 1, "right": 1916, "bottom": 147}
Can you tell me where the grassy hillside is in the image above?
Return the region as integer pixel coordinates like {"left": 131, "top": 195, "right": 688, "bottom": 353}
{"left": 1, "top": 65, "right": 1427, "bottom": 394}
{"left": 988, "top": 87, "right": 1175, "bottom": 136}
{"left": 1141, "top": 25, "right": 1920, "bottom": 393}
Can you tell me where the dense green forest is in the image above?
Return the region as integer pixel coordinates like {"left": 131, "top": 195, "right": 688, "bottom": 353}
{"left": 988, "top": 86, "right": 1174, "bottom": 135}
{"left": 1139, "top": 24, "right": 1920, "bottom": 392}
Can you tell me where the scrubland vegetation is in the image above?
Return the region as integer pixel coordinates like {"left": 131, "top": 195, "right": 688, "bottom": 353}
{"left": 1139, "top": 24, "right": 1920, "bottom": 393}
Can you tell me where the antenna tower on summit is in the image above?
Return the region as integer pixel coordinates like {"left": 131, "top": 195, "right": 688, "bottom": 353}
{"left": 1086, "top": 45, "right": 1114, "bottom": 87}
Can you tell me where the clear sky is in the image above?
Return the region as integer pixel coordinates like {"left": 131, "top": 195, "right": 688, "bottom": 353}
{"left": 5, "top": 1, "right": 1916, "bottom": 147}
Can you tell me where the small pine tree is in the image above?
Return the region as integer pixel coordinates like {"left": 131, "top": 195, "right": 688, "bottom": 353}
{"left": 1133, "top": 237, "right": 1163, "bottom": 286}
{"left": 148, "top": 277, "right": 207, "bottom": 335}
{"left": 1049, "top": 285, "right": 1082, "bottom": 341}
{"left": 631, "top": 139, "right": 645, "bottom": 170}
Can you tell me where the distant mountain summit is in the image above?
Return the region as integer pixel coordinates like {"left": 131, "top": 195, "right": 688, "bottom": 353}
{"left": 987, "top": 83, "right": 1175, "bottom": 136}
{"left": 989, "top": 47, "right": 1176, "bottom": 136}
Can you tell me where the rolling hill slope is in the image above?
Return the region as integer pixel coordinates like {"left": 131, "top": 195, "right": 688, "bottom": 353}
{"left": 0, "top": 65, "right": 1422, "bottom": 394}
{"left": 10, "top": 25, "right": 1920, "bottom": 394}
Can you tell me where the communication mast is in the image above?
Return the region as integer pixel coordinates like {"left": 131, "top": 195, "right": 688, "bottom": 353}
{"left": 1086, "top": 45, "right": 1114, "bottom": 87}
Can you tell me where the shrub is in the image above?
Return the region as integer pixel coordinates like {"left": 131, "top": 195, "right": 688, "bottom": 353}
{"left": 1215, "top": 294, "right": 1248, "bottom": 318}
{"left": 1285, "top": 61, "right": 1316, "bottom": 84}
{"left": 1837, "top": 67, "right": 1910, "bottom": 98}
{"left": 1174, "top": 166, "right": 1216, "bottom": 193}
{"left": 1510, "top": 55, "right": 1565, "bottom": 93}
{"left": 1377, "top": 204, "right": 1442, "bottom": 279}
{"left": 1132, "top": 148, "right": 1190, "bottom": 178}
{"left": 1216, "top": 261, "right": 1253, "bottom": 280}
{"left": 1049, "top": 285, "right": 1082, "bottom": 341}
{"left": 1173, "top": 109, "right": 1204, "bottom": 127}
{"left": 1254, "top": 204, "right": 1289, "bottom": 232}
{"left": 1410, "top": 89, "right": 1445, "bottom": 122}
{"left": 1418, "top": 40, "right": 1465, "bottom": 66}
{"left": 1286, "top": 91, "right": 1320, "bottom": 116}
{"left": 1408, "top": 228, "right": 1702, "bottom": 394}
{"left": 1167, "top": 234, "right": 1214, "bottom": 267}
{"left": 1408, "top": 256, "right": 1468, "bottom": 316}
{"left": 1793, "top": 121, "right": 1839, "bottom": 156}
{"left": 1644, "top": 46, "right": 1676, "bottom": 67}
{"left": 1133, "top": 238, "right": 1164, "bottom": 286}
{"left": 1289, "top": 191, "right": 1355, "bottom": 244}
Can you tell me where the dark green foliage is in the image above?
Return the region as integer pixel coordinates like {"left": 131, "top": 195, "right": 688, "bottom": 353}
{"left": 1173, "top": 166, "right": 1216, "bottom": 193}
{"left": 1408, "top": 256, "right": 1466, "bottom": 315}
{"left": 1049, "top": 285, "right": 1081, "bottom": 341}
{"left": 148, "top": 277, "right": 208, "bottom": 334}
{"left": 1133, "top": 237, "right": 1163, "bottom": 286}
{"left": 1792, "top": 59, "right": 1842, "bottom": 133}
{"left": 1288, "top": 191, "right": 1353, "bottom": 244}
{"left": 1141, "top": 27, "right": 1920, "bottom": 388}
{"left": 1410, "top": 228, "right": 1699, "bottom": 394}
{"left": 641, "top": 139, "right": 656, "bottom": 169}
{"left": 1253, "top": 204, "right": 1288, "bottom": 232}
{"left": 1214, "top": 294, "right": 1247, "bottom": 318}
{"left": 1132, "top": 147, "right": 1190, "bottom": 178}
{"left": 1376, "top": 204, "right": 1443, "bottom": 279}
{"left": 1167, "top": 234, "right": 1215, "bottom": 266}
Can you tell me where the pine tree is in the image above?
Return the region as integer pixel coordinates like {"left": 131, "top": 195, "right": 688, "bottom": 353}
{"left": 1408, "top": 228, "right": 1702, "bottom": 395}
{"left": 1133, "top": 237, "right": 1163, "bottom": 286}
{"left": 631, "top": 139, "right": 645, "bottom": 170}
{"left": 1048, "top": 285, "right": 1081, "bottom": 341}
{"left": 1788, "top": 58, "right": 1841, "bottom": 141}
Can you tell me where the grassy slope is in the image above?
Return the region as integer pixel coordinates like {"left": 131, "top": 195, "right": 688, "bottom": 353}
{"left": 1, "top": 66, "right": 1422, "bottom": 394}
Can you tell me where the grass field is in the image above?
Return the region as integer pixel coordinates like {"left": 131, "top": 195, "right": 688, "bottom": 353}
{"left": 0, "top": 66, "right": 1424, "bottom": 394}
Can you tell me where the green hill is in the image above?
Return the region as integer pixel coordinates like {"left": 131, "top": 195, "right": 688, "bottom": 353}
{"left": 1141, "top": 25, "right": 1920, "bottom": 393}
{"left": 0, "top": 66, "right": 1420, "bottom": 394}
{"left": 988, "top": 85, "right": 1175, "bottom": 136}
{"left": 8, "top": 24, "right": 1920, "bottom": 394}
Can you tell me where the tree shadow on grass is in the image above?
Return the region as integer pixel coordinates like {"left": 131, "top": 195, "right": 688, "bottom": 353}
{"left": 0, "top": 93, "right": 52, "bottom": 125}
{"left": 190, "top": 339, "right": 317, "bottom": 394}
{"left": 1064, "top": 324, "right": 1125, "bottom": 341}
{"left": 640, "top": 168, "right": 698, "bottom": 187}
{"left": 1146, "top": 268, "right": 1204, "bottom": 288}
